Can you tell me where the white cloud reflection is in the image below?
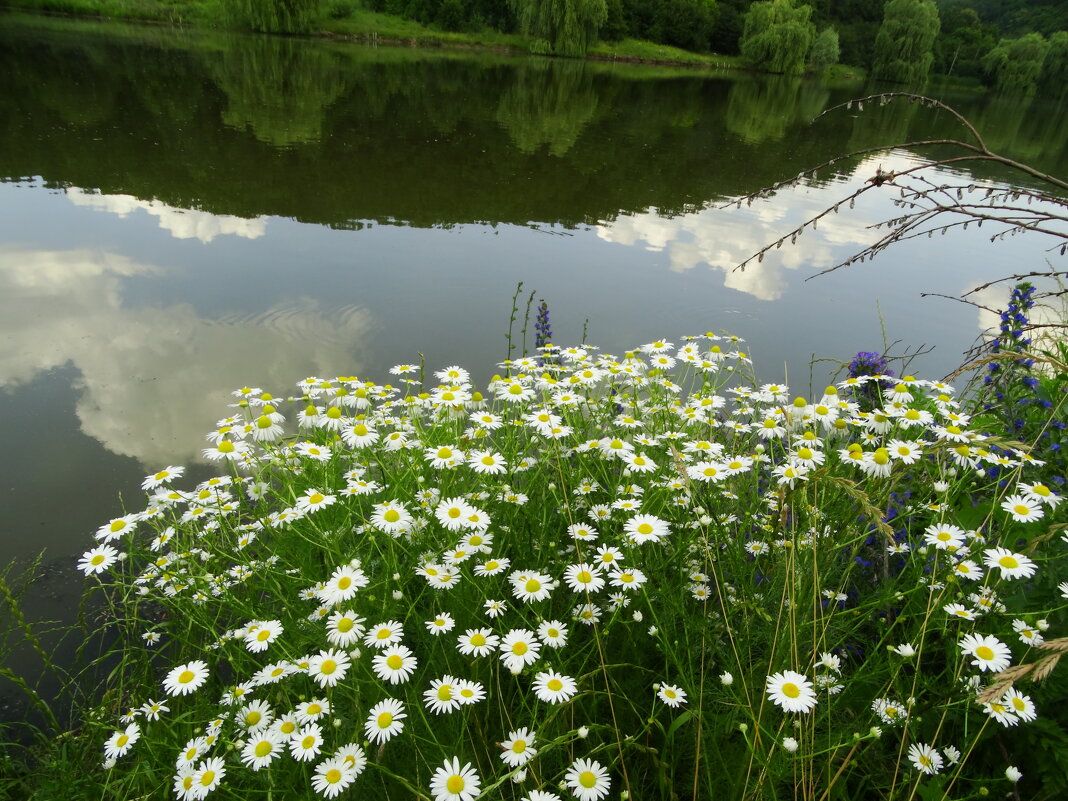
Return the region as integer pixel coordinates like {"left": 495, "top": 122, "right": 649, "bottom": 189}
{"left": 596, "top": 154, "right": 914, "bottom": 301}
{"left": 67, "top": 188, "right": 268, "bottom": 242}
{"left": 0, "top": 246, "right": 371, "bottom": 466}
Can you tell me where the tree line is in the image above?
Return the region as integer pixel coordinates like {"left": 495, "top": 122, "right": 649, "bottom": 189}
{"left": 232, "top": 0, "right": 1067, "bottom": 93}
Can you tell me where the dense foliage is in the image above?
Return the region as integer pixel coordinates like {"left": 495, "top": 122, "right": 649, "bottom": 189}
{"left": 738, "top": 0, "right": 815, "bottom": 75}
{"left": 872, "top": 0, "right": 940, "bottom": 84}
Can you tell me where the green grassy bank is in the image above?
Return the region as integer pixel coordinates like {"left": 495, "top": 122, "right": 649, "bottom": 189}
{"left": 1, "top": 0, "right": 792, "bottom": 73}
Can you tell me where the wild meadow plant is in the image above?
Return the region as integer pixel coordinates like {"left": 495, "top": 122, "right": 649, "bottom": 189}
{"left": 78, "top": 332, "right": 1067, "bottom": 800}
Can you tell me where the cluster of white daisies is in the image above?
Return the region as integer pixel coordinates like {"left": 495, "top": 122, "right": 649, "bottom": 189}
{"left": 83, "top": 334, "right": 1062, "bottom": 798}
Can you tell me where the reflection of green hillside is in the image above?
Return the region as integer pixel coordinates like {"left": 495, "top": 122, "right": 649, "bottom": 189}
{"left": 0, "top": 15, "right": 1063, "bottom": 229}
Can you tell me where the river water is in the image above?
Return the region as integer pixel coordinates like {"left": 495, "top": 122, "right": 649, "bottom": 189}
{"left": 0, "top": 12, "right": 1065, "bottom": 589}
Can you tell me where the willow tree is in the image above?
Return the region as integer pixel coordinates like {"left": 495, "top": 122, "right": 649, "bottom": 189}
{"left": 983, "top": 33, "right": 1051, "bottom": 95}
{"left": 871, "top": 0, "right": 940, "bottom": 85}
{"left": 508, "top": 0, "right": 608, "bottom": 57}
{"left": 739, "top": 0, "right": 816, "bottom": 76}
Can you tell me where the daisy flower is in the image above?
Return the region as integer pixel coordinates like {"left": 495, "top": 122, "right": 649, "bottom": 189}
{"left": 364, "top": 698, "right": 406, "bottom": 744}
{"left": 766, "top": 670, "right": 817, "bottom": 713}
{"left": 499, "top": 629, "right": 541, "bottom": 673}
{"left": 317, "top": 564, "right": 369, "bottom": 606}
{"left": 958, "top": 633, "right": 1012, "bottom": 672}
{"left": 624, "top": 514, "right": 670, "bottom": 545}
{"left": 295, "top": 698, "right": 330, "bottom": 724}
{"left": 430, "top": 757, "right": 480, "bottom": 801}
{"left": 238, "top": 699, "right": 272, "bottom": 732}
{"left": 296, "top": 489, "right": 335, "bottom": 515}
{"left": 565, "top": 758, "right": 611, "bottom": 801}
{"left": 983, "top": 547, "right": 1037, "bottom": 579}
{"left": 907, "top": 743, "right": 943, "bottom": 775}
{"left": 537, "top": 620, "right": 568, "bottom": 648}
{"left": 364, "top": 620, "right": 404, "bottom": 649}
{"left": 192, "top": 756, "right": 226, "bottom": 796}
{"left": 311, "top": 757, "right": 355, "bottom": 799}
{"left": 510, "top": 571, "right": 556, "bottom": 603}
{"left": 290, "top": 724, "right": 324, "bottom": 762}
{"left": 78, "top": 545, "right": 120, "bottom": 576}
{"left": 309, "top": 649, "right": 350, "bottom": 688}
{"left": 457, "top": 628, "right": 499, "bottom": 657}
{"left": 455, "top": 679, "right": 486, "bottom": 705}
{"left": 426, "top": 613, "right": 456, "bottom": 636}
{"left": 608, "top": 566, "right": 647, "bottom": 591}
{"left": 244, "top": 620, "right": 284, "bottom": 653}
{"left": 104, "top": 723, "right": 140, "bottom": 759}
{"left": 923, "top": 523, "right": 966, "bottom": 551}
{"left": 500, "top": 727, "right": 537, "bottom": 768}
{"left": 163, "top": 661, "right": 209, "bottom": 696}
{"left": 1002, "top": 688, "right": 1037, "bottom": 722}
{"left": 425, "top": 676, "right": 466, "bottom": 715}
{"left": 532, "top": 670, "right": 578, "bottom": 704}
{"left": 336, "top": 743, "right": 367, "bottom": 776}
{"left": 657, "top": 683, "right": 687, "bottom": 707}
{"left": 563, "top": 563, "right": 605, "bottom": 594}
{"left": 372, "top": 645, "right": 418, "bottom": 685}
{"left": 325, "top": 610, "right": 365, "bottom": 648}
{"left": 1000, "top": 493, "right": 1044, "bottom": 522}
{"left": 240, "top": 732, "right": 284, "bottom": 771}
{"left": 95, "top": 514, "right": 139, "bottom": 543}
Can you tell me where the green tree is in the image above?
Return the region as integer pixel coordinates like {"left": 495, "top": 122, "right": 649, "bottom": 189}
{"left": 739, "top": 0, "right": 817, "bottom": 75}
{"left": 871, "top": 0, "right": 940, "bottom": 84}
{"left": 807, "top": 26, "right": 839, "bottom": 73}
{"left": 508, "top": 0, "right": 608, "bottom": 57}
{"left": 983, "top": 33, "right": 1051, "bottom": 94}
{"left": 652, "top": 0, "right": 718, "bottom": 52}
{"left": 933, "top": 6, "right": 997, "bottom": 80}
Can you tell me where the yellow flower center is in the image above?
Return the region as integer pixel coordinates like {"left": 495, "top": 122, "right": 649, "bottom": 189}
{"left": 525, "top": 579, "right": 541, "bottom": 593}
{"left": 321, "top": 660, "right": 337, "bottom": 674}
{"left": 246, "top": 711, "right": 261, "bottom": 725}
{"left": 512, "top": 740, "right": 527, "bottom": 753}
{"left": 999, "top": 555, "right": 1019, "bottom": 569}
{"left": 338, "top": 577, "right": 352, "bottom": 590}
{"left": 384, "top": 510, "right": 400, "bottom": 523}
{"left": 782, "top": 682, "right": 801, "bottom": 698}
{"left": 91, "top": 554, "right": 105, "bottom": 566}
{"left": 337, "top": 618, "right": 353, "bottom": 632}
{"left": 447, "top": 776, "right": 465, "bottom": 794}
{"left": 377, "top": 712, "right": 392, "bottom": 728}
{"left": 471, "top": 634, "right": 486, "bottom": 647}
{"left": 548, "top": 679, "right": 563, "bottom": 691}
{"left": 512, "top": 641, "right": 528, "bottom": 656}
{"left": 580, "top": 771, "right": 597, "bottom": 788}
{"left": 387, "top": 655, "right": 403, "bottom": 670}
{"left": 975, "top": 646, "right": 995, "bottom": 661}
{"left": 437, "top": 685, "right": 453, "bottom": 700}
{"left": 301, "top": 736, "right": 315, "bottom": 749}
{"left": 178, "top": 670, "right": 195, "bottom": 684}
{"left": 254, "top": 741, "right": 272, "bottom": 757}
{"left": 637, "top": 523, "right": 653, "bottom": 535}
{"left": 199, "top": 771, "right": 215, "bottom": 786}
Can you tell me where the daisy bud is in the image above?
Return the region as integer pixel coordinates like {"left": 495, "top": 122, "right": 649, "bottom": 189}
{"left": 577, "top": 726, "right": 589, "bottom": 739}
{"left": 720, "top": 672, "right": 734, "bottom": 685}
{"left": 1005, "top": 766, "right": 1022, "bottom": 783}
{"left": 782, "top": 737, "right": 798, "bottom": 752}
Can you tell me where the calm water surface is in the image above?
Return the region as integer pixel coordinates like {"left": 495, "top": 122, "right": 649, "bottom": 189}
{"left": 1, "top": 12, "right": 1066, "bottom": 583}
